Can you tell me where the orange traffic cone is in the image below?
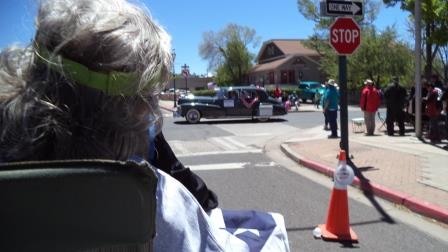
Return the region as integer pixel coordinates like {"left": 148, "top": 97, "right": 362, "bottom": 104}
{"left": 317, "top": 150, "right": 358, "bottom": 242}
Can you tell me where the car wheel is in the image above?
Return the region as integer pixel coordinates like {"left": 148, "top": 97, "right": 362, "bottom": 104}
{"left": 185, "top": 108, "right": 201, "bottom": 124}
{"left": 257, "top": 117, "right": 269, "bottom": 122}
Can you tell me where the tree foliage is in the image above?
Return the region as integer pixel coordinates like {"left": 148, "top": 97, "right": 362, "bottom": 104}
{"left": 348, "top": 27, "right": 415, "bottom": 88}
{"left": 199, "top": 24, "right": 260, "bottom": 85}
{"left": 383, "top": 0, "right": 448, "bottom": 77}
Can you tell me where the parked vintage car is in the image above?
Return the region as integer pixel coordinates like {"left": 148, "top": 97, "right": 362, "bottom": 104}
{"left": 298, "top": 81, "right": 325, "bottom": 103}
{"left": 174, "top": 86, "right": 287, "bottom": 123}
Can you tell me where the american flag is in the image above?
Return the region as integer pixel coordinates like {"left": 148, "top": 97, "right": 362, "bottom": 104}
{"left": 209, "top": 208, "right": 291, "bottom": 252}
{"left": 182, "top": 69, "right": 190, "bottom": 78}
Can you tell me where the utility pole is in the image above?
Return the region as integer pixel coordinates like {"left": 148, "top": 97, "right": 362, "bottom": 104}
{"left": 181, "top": 63, "right": 190, "bottom": 92}
{"left": 415, "top": 0, "right": 422, "bottom": 139}
{"left": 171, "top": 49, "right": 176, "bottom": 107}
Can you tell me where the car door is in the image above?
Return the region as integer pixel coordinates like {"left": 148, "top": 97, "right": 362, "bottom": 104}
{"left": 223, "top": 90, "right": 239, "bottom": 116}
{"left": 227, "top": 89, "right": 253, "bottom": 117}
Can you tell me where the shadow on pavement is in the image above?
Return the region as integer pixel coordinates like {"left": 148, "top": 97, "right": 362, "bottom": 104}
{"left": 419, "top": 137, "right": 448, "bottom": 151}
{"left": 357, "top": 166, "right": 378, "bottom": 172}
{"left": 347, "top": 159, "right": 396, "bottom": 224}
{"left": 173, "top": 118, "right": 287, "bottom": 125}
{"left": 285, "top": 219, "right": 386, "bottom": 233}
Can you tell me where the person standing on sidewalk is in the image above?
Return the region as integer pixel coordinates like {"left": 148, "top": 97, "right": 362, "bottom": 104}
{"left": 322, "top": 79, "right": 340, "bottom": 138}
{"left": 321, "top": 80, "right": 330, "bottom": 130}
{"left": 423, "top": 80, "right": 441, "bottom": 142}
{"left": 360, "top": 79, "right": 381, "bottom": 135}
{"left": 442, "top": 82, "right": 448, "bottom": 142}
{"left": 384, "top": 76, "right": 407, "bottom": 136}
{"left": 274, "top": 84, "right": 282, "bottom": 103}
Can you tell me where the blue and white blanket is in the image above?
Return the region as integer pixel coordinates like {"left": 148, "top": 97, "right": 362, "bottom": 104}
{"left": 154, "top": 169, "right": 290, "bottom": 252}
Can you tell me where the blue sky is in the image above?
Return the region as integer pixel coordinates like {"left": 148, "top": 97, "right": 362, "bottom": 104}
{"left": 1, "top": 0, "right": 410, "bottom": 75}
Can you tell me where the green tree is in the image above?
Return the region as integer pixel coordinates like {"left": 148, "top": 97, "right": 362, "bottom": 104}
{"left": 383, "top": 0, "right": 448, "bottom": 77}
{"left": 348, "top": 27, "right": 415, "bottom": 89}
{"left": 199, "top": 24, "right": 260, "bottom": 85}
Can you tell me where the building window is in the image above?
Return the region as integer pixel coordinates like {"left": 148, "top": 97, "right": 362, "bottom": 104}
{"left": 281, "top": 71, "right": 288, "bottom": 84}
{"left": 268, "top": 72, "right": 274, "bottom": 84}
{"left": 288, "top": 70, "right": 295, "bottom": 84}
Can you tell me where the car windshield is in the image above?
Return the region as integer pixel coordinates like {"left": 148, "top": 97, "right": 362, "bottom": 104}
{"left": 310, "top": 84, "right": 321, "bottom": 89}
{"left": 299, "top": 84, "right": 308, "bottom": 89}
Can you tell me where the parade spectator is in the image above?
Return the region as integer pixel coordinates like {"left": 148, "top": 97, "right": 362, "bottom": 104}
{"left": 384, "top": 76, "right": 407, "bottom": 136}
{"left": 431, "top": 74, "right": 443, "bottom": 89}
{"left": 288, "top": 90, "right": 300, "bottom": 111}
{"left": 274, "top": 84, "right": 282, "bottom": 102}
{"left": 423, "top": 81, "right": 441, "bottom": 142}
{"left": 0, "top": 0, "right": 290, "bottom": 250}
{"left": 442, "top": 82, "right": 448, "bottom": 141}
{"left": 322, "top": 79, "right": 339, "bottom": 138}
{"left": 360, "top": 79, "right": 381, "bottom": 135}
{"left": 321, "top": 80, "right": 330, "bottom": 130}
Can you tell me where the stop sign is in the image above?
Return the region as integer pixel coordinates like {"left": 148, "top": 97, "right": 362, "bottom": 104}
{"left": 329, "top": 17, "right": 361, "bottom": 55}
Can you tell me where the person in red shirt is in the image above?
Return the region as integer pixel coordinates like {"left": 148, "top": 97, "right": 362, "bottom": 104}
{"left": 273, "top": 85, "right": 282, "bottom": 102}
{"left": 423, "top": 80, "right": 441, "bottom": 142}
{"left": 359, "top": 79, "right": 381, "bottom": 135}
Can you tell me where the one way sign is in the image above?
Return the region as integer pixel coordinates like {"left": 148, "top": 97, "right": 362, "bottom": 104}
{"left": 321, "top": 0, "right": 363, "bottom": 17}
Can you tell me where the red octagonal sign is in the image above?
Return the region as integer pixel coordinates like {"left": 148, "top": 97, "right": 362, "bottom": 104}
{"left": 330, "top": 17, "right": 361, "bottom": 55}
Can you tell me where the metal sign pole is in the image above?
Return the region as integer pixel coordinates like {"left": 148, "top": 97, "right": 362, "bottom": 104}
{"left": 415, "top": 0, "right": 422, "bottom": 138}
{"left": 339, "top": 55, "right": 349, "bottom": 157}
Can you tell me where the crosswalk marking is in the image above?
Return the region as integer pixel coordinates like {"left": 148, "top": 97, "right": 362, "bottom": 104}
{"left": 169, "top": 140, "right": 190, "bottom": 155}
{"left": 189, "top": 162, "right": 249, "bottom": 171}
{"left": 210, "top": 137, "right": 239, "bottom": 151}
{"left": 168, "top": 136, "right": 259, "bottom": 157}
{"left": 223, "top": 136, "right": 247, "bottom": 149}
{"left": 176, "top": 149, "right": 262, "bottom": 158}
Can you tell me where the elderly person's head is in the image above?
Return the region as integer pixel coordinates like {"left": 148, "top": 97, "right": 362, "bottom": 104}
{"left": 0, "top": 0, "right": 172, "bottom": 162}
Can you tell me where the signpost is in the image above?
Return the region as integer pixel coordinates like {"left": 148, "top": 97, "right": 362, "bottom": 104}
{"left": 329, "top": 17, "right": 361, "bottom": 159}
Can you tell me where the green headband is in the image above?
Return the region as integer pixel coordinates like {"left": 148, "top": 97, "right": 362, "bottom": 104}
{"left": 34, "top": 45, "right": 151, "bottom": 96}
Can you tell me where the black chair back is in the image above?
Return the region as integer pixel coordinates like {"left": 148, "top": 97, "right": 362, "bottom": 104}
{"left": 0, "top": 159, "right": 157, "bottom": 252}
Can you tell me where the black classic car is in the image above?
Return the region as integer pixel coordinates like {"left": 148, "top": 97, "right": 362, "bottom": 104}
{"left": 174, "top": 86, "right": 287, "bottom": 123}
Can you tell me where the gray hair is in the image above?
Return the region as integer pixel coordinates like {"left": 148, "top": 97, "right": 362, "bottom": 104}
{"left": 0, "top": 0, "right": 172, "bottom": 161}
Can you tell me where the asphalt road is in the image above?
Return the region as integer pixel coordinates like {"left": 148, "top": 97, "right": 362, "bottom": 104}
{"left": 161, "top": 109, "right": 448, "bottom": 251}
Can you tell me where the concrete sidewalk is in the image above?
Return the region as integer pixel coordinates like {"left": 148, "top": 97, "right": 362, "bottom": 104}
{"left": 281, "top": 124, "right": 448, "bottom": 225}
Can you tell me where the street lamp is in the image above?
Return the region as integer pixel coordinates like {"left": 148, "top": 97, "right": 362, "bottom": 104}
{"left": 171, "top": 49, "right": 177, "bottom": 107}
{"left": 181, "top": 63, "right": 190, "bottom": 93}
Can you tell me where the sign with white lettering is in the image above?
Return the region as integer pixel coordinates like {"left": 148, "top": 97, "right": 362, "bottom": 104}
{"left": 321, "top": 0, "right": 363, "bottom": 17}
{"left": 329, "top": 17, "right": 361, "bottom": 55}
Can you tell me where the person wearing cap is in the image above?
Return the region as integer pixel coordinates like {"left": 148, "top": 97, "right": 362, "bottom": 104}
{"left": 360, "top": 79, "right": 381, "bottom": 135}
{"left": 322, "top": 79, "right": 340, "bottom": 138}
{"left": 383, "top": 76, "right": 407, "bottom": 136}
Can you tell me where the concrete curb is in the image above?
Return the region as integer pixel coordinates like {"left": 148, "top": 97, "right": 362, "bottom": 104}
{"left": 280, "top": 143, "right": 448, "bottom": 225}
